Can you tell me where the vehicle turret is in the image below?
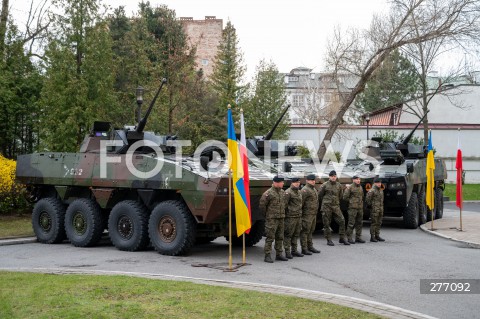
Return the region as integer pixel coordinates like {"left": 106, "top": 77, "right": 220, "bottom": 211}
{"left": 245, "top": 104, "right": 296, "bottom": 157}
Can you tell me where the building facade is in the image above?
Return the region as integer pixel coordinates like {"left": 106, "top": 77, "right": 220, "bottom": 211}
{"left": 282, "top": 67, "right": 359, "bottom": 125}
{"left": 180, "top": 16, "right": 223, "bottom": 78}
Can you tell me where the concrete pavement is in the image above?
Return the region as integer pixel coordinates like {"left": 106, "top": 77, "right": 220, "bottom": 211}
{"left": 420, "top": 201, "right": 480, "bottom": 249}
{"left": 1, "top": 201, "right": 478, "bottom": 319}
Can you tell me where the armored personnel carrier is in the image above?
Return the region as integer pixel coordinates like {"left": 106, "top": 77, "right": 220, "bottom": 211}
{"left": 350, "top": 112, "right": 447, "bottom": 228}
{"left": 16, "top": 79, "right": 274, "bottom": 255}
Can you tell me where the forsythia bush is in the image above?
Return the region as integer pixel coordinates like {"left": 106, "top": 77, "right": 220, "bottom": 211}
{"left": 0, "top": 155, "right": 27, "bottom": 214}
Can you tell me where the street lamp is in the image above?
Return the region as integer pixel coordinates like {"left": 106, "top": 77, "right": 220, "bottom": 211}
{"left": 365, "top": 113, "right": 371, "bottom": 140}
{"left": 136, "top": 86, "right": 144, "bottom": 123}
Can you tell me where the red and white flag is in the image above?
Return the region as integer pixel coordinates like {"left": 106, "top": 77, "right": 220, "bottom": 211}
{"left": 239, "top": 110, "right": 252, "bottom": 234}
{"left": 456, "top": 129, "right": 463, "bottom": 209}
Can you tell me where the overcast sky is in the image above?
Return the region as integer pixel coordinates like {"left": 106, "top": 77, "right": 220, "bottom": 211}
{"left": 11, "top": 0, "right": 477, "bottom": 79}
{"left": 11, "top": 0, "right": 389, "bottom": 78}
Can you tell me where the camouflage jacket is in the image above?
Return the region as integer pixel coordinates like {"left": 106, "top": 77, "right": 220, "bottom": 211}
{"left": 319, "top": 180, "right": 343, "bottom": 211}
{"left": 301, "top": 183, "right": 319, "bottom": 216}
{"left": 259, "top": 186, "right": 286, "bottom": 219}
{"left": 366, "top": 185, "right": 384, "bottom": 212}
{"left": 343, "top": 183, "right": 364, "bottom": 210}
{"left": 285, "top": 186, "right": 303, "bottom": 218}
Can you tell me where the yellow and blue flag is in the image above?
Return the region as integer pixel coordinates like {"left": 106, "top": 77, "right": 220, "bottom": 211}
{"left": 426, "top": 130, "right": 435, "bottom": 210}
{"left": 227, "top": 108, "right": 252, "bottom": 236}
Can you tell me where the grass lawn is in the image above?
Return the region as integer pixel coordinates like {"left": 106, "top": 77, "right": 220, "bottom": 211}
{"left": 0, "top": 271, "right": 381, "bottom": 319}
{"left": 444, "top": 184, "right": 480, "bottom": 201}
{"left": 0, "top": 214, "right": 34, "bottom": 238}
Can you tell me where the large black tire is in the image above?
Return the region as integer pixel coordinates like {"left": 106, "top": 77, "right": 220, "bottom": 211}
{"left": 32, "top": 197, "right": 66, "bottom": 244}
{"left": 435, "top": 188, "right": 444, "bottom": 219}
{"left": 65, "top": 198, "right": 104, "bottom": 247}
{"left": 148, "top": 200, "right": 197, "bottom": 256}
{"left": 227, "top": 219, "right": 265, "bottom": 247}
{"left": 108, "top": 200, "right": 149, "bottom": 251}
{"left": 403, "top": 192, "right": 419, "bottom": 229}
{"left": 418, "top": 187, "right": 427, "bottom": 226}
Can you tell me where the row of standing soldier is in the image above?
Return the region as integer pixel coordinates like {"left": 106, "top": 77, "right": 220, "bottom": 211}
{"left": 260, "top": 171, "right": 385, "bottom": 263}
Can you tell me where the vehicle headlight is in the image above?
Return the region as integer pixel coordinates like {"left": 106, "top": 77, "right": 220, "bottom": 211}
{"left": 388, "top": 182, "right": 405, "bottom": 189}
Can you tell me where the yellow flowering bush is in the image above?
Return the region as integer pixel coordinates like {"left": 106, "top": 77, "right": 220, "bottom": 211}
{"left": 0, "top": 155, "right": 27, "bottom": 214}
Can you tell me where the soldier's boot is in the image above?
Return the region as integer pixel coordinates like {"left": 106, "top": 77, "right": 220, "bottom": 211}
{"left": 309, "top": 247, "right": 321, "bottom": 253}
{"left": 355, "top": 238, "right": 366, "bottom": 243}
{"left": 347, "top": 238, "right": 356, "bottom": 244}
{"left": 301, "top": 248, "right": 313, "bottom": 255}
{"left": 276, "top": 254, "right": 288, "bottom": 261}
{"left": 339, "top": 238, "right": 350, "bottom": 245}
{"left": 285, "top": 251, "right": 293, "bottom": 259}
{"left": 376, "top": 236, "right": 385, "bottom": 242}
{"left": 370, "top": 236, "right": 378, "bottom": 242}
{"left": 264, "top": 254, "right": 274, "bottom": 263}
{"left": 327, "top": 240, "right": 335, "bottom": 246}
{"left": 292, "top": 250, "right": 304, "bottom": 257}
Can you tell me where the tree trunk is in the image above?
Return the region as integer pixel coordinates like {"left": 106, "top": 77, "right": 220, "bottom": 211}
{"left": 0, "top": 0, "right": 9, "bottom": 57}
{"left": 317, "top": 49, "right": 392, "bottom": 160}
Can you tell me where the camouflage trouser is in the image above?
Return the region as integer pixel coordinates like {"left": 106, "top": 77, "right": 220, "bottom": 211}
{"left": 264, "top": 218, "right": 284, "bottom": 256}
{"left": 370, "top": 209, "right": 384, "bottom": 237}
{"left": 300, "top": 214, "right": 317, "bottom": 250}
{"left": 284, "top": 216, "right": 302, "bottom": 252}
{"left": 322, "top": 207, "right": 346, "bottom": 240}
{"left": 346, "top": 208, "right": 363, "bottom": 240}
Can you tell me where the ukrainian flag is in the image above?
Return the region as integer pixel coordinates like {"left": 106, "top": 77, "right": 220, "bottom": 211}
{"left": 426, "top": 130, "right": 435, "bottom": 210}
{"left": 227, "top": 108, "right": 252, "bottom": 236}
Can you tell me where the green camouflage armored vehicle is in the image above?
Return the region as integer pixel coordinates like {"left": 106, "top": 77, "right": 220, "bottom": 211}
{"left": 348, "top": 112, "right": 447, "bottom": 229}
{"left": 16, "top": 80, "right": 273, "bottom": 255}
{"left": 277, "top": 112, "right": 447, "bottom": 230}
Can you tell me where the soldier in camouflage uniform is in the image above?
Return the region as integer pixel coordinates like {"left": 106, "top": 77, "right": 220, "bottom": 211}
{"left": 343, "top": 175, "right": 365, "bottom": 244}
{"left": 260, "top": 176, "right": 288, "bottom": 263}
{"left": 319, "top": 170, "right": 349, "bottom": 246}
{"left": 284, "top": 177, "right": 304, "bottom": 258}
{"left": 366, "top": 177, "right": 385, "bottom": 242}
{"left": 300, "top": 174, "right": 321, "bottom": 255}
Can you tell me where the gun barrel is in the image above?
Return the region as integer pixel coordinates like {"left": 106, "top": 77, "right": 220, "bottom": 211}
{"left": 402, "top": 110, "right": 429, "bottom": 145}
{"left": 136, "top": 78, "right": 167, "bottom": 133}
{"left": 264, "top": 104, "right": 290, "bottom": 140}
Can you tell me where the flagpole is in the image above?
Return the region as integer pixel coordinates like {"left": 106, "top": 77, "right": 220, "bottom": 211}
{"left": 228, "top": 168, "right": 232, "bottom": 270}
{"left": 460, "top": 207, "right": 463, "bottom": 231}
{"left": 242, "top": 233, "right": 246, "bottom": 264}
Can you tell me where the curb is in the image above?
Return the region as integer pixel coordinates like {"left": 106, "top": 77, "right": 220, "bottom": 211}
{"left": 0, "top": 237, "right": 37, "bottom": 246}
{"left": 419, "top": 225, "right": 480, "bottom": 249}
{"left": 0, "top": 267, "right": 437, "bottom": 319}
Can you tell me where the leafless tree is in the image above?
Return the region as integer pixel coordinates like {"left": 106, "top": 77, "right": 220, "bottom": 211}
{"left": 22, "top": 0, "right": 51, "bottom": 58}
{"left": 317, "top": 0, "right": 480, "bottom": 159}
{"left": 402, "top": 36, "right": 472, "bottom": 141}
{"left": 0, "top": 0, "right": 51, "bottom": 60}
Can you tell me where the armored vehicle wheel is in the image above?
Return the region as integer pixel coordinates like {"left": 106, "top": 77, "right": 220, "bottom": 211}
{"left": 148, "top": 200, "right": 197, "bottom": 256}
{"left": 435, "top": 188, "right": 444, "bottom": 219}
{"left": 32, "top": 197, "right": 66, "bottom": 244}
{"left": 65, "top": 198, "right": 104, "bottom": 247}
{"left": 403, "top": 192, "right": 419, "bottom": 229}
{"left": 108, "top": 201, "right": 149, "bottom": 251}
{"left": 418, "top": 188, "right": 427, "bottom": 225}
{"left": 227, "top": 219, "right": 265, "bottom": 247}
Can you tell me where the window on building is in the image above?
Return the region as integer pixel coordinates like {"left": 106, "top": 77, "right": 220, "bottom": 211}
{"left": 289, "top": 76, "right": 299, "bottom": 82}
{"left": 292, "top": 94, "right": 304, "bottom": 107}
